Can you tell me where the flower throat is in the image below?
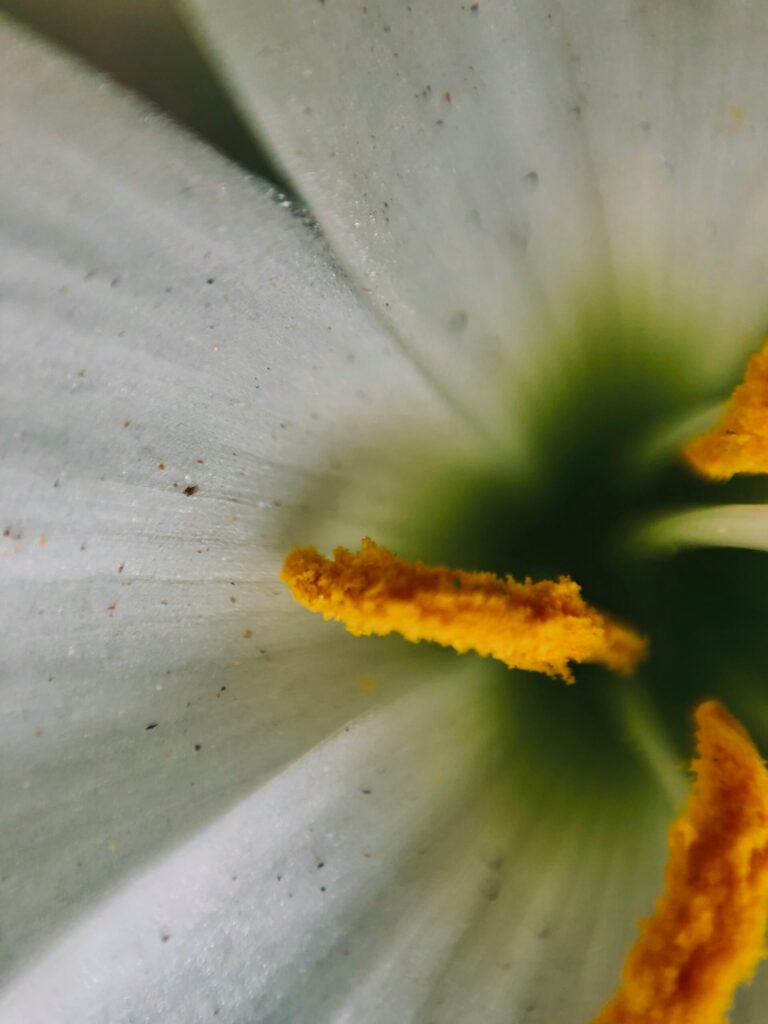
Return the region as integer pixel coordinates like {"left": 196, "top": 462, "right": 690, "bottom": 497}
{"left": 282, "top": 320, "right": 768, "bottom": 1022}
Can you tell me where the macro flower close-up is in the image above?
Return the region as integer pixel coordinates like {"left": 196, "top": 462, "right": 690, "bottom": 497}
{"left": 7, "top": 2, "right": 768, "bottom": 1021}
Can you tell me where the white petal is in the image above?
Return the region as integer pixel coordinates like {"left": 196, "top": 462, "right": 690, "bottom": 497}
{"left": 0, "top": 18, "right": 473, "bottom": 980}
{"left": 183, "top": 0, "right": 768, "bottom": 401}
{"left": 181, "top": 0, "right": 621, "bottom": 436}
{"left": 555, "top": 2, "right": 768, "bottom": 380}
{"left": 0, "top": 666, "right": 670, "bottom": 1024}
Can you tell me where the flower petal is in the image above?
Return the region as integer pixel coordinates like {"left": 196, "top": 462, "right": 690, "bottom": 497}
{"left": 183, "top": 0, "right": 768, "bottom": 398}
{"left": 0, "top": 667, "right": 670, "bottom": 1023}
{"left": 557, "top": 2, "right": 768, "bottom": 378}
{"left": 0, "top": 17, "right": 469, "bottom": 980}
{"left": 181, "top": 0, "right": 620, "bottom": 436}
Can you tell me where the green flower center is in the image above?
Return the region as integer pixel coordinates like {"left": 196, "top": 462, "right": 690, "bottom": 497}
{"left": 406, "top": 314, "right": 768, "bottom": 815}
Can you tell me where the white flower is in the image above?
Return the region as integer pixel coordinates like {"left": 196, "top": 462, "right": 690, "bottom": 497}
{"left": 3, "top": 4, "right": 768, "bottom": 1022}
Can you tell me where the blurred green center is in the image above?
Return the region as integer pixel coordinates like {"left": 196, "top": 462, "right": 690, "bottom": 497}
{"left": 409, "top": 312, "right": 768, "bottom": 814}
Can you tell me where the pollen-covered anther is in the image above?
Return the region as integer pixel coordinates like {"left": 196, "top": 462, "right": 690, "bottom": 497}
{"left": 684, "top": 337, "right": 768, "bottom": 479}
{"left": 591, "top": 701, "right": 768, "bottom": 1024}
{"left": 281, "top": 538, "right": 646, "bottom": 682}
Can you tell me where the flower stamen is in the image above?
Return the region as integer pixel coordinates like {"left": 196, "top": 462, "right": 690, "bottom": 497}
{"left": 684, "top": 338, "right": 768, "bottom": 479}
{"left": 591, "top": 701, "right": 768, "bottom": 1024}
{"left": 281, "top": 538, "right": 646, "bottom": 682}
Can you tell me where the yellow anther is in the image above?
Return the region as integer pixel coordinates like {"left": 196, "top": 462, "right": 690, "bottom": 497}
{"left": 591, "top": 701, "right": 768, "bottom": 1024}
{"left": 684, "top": 338, "right": 768, "bottom": 479}
{"left": 281, "top": 538, "right": 645, "bottom": 682}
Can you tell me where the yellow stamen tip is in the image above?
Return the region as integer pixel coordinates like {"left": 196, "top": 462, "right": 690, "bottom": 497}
{"left": 592, "top": 700, "right": 768, "bottom": 1024}
{"left": 684, "top": 338, "right": 768, "bottom": 480}
{"left": 281, "top": 538, "right": 646, "bottom": 682}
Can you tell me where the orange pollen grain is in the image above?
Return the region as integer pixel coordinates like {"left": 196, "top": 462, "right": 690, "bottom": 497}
{"left": 591, "top": 700, "right": 768, "bottom": 1024}
{"left": 684, "top": 338, "right": 768, "bottom": 480}
{"left": 280, "top": 538, "right": 646, "bottom": 682}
